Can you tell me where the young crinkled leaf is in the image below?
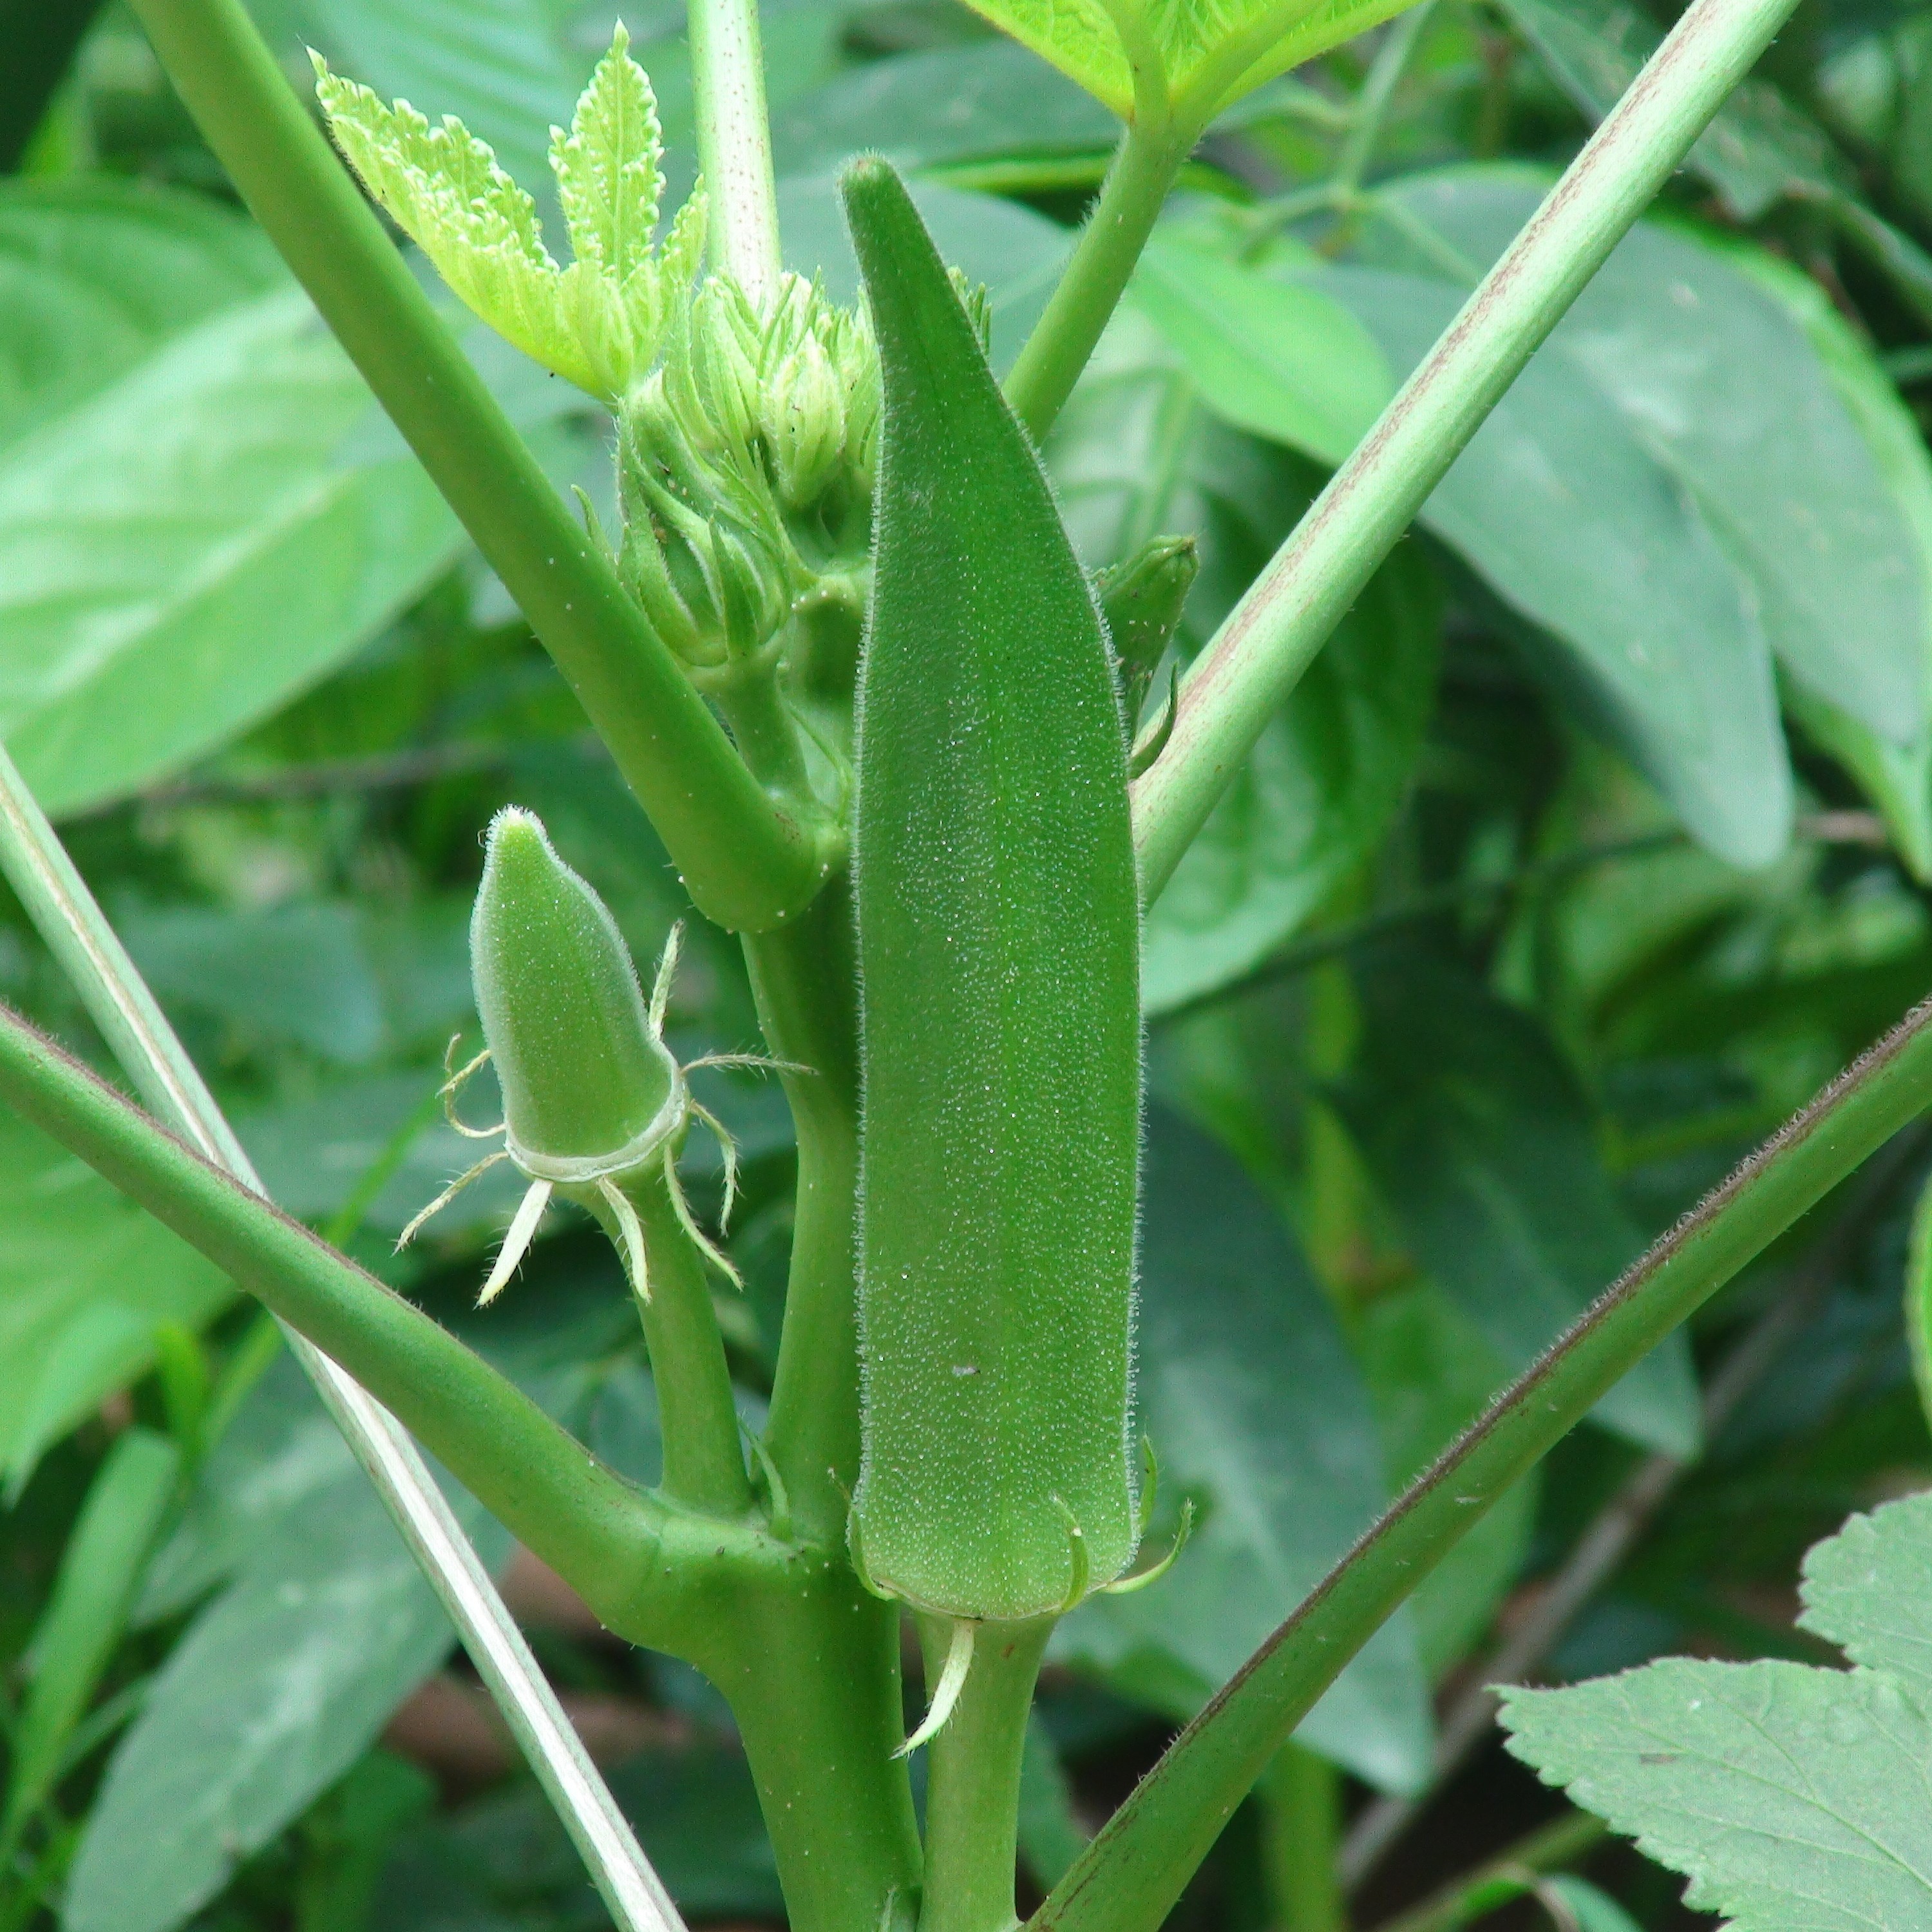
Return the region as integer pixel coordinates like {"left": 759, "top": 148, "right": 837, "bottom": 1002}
{"left": 1500, "top": 1490, "right": 1932, "bottom": 1930}
{"left": 846, "top": 159, "right": 1142, "bottom": 1625}
{"left": 315, "top": 26, "right": 705, "bottom": 403}
{"left": 960, "top": 0, "right": 1425, "bottom": 127}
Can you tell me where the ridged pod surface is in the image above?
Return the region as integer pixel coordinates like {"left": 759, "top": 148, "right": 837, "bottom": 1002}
{"left": 845, "top": 160, "right": 1142, "bottom": 1623}
{"left": 471, "top": 809, "right": 674, "bottom": 1162}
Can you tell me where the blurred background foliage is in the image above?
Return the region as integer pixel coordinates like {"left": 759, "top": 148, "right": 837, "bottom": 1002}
{"left": 6, "top": 0, "right": 1932, "bottom": 1924}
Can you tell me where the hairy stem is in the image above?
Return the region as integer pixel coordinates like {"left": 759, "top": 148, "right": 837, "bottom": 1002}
{"left": 605, "top": 1166, "right": 753, "bottom": 1519}
{"left": 1005, "top": 115, "right": 1192, "bottom": 442}
{"left": 689, "top": 0, "right": 782, "bottom": 300}
{"left": 919, "top": 1617, "right": 1056, "bottom": 1932}
{"left": 1030, "top": 989, "right": 1932, "bottom": 1932}
{"left": 745, "top": 882, "right": 865, "bottom": 1540}
{"left": 1130, "top": 0, "right": 1808, "bottom": 898}
{"left": 125, "top": 0, "right": 826, "bottom": 934}
{"left": 0, "top": 1004, "right": 750, "bottom": 1649}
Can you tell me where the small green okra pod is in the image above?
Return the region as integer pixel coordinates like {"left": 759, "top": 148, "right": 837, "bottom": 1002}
{"left": 401, "top": 808, "right": 756, "bottom": 1306}
{"left": 844, "top": 160, "right": 1144, "bottom": 1631}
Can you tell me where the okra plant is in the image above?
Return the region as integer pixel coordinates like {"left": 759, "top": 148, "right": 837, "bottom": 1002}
{"left": 15, "top": 0, "right": 1932, "bottom": 1925}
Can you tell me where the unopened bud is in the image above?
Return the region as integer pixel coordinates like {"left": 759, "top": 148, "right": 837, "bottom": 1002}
{"left": 761, "top": 332, "right": 847, "bottom": 509}
{"left": 471, "top": 810, "right": 676, "bottom": 1166}
{"left": 1096, "top": 534, "right": 1197, "bottom": 727}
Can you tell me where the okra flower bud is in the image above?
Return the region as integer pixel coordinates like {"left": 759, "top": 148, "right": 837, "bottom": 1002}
{"left": 469, "top": 808, "right": 677, "bottom": 1166}
{"left": 400, "top": 809, "right": 757, "bottom": 1306}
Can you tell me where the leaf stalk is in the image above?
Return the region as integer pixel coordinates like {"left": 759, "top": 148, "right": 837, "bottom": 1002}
{"left": 1005, "top": 113, "right": 1193, "bottom": 441}
{"left": 1130, "top": 0, "right": 1810, "bottom": 899}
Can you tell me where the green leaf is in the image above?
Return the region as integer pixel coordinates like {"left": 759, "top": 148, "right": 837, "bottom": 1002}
{"left": 1132, "top": 237, "right": 1388, "bottom": 468}
{"left": 0, "top": 184, "right": 463, "bottom": 813}
{"left": 1501, "top": 1493, "right": 1932, "bottom": 1932}
{"left": 1726, "top": 246, "right": 1932, "bottom": 879}
{"left": 1050, "top": 315, "right": 1440, "bottom": 1014}
{"left": 0, "top": 1110, "right": 231, "bottom": 1497}
{"left": 66, "top": 1458, "right": 509, "bottom": 1932}
{"left": 0, "top": 180, "right": 278, "bottom": 440}
{"left": 1339, "top": 949, "right": 1700, "bottom": 1457}
{"left": 550, "top": 24, "right": 666, "bottom": 283}
{"left": 846, "top": 158, "right": 1142, "bottom": 1621}
{"left": 1148, "top": 223, "right": 1794, "bottom": 867}
{"left": 1059, "top": 1108, "right": 1432, "bottom": 1795}
{"left": 314, "top": 28, "right": 706, "bottom": 401}
{"left": 1370, "top": 168, "right": 1932, "bottom": 750}
{"left": 1, "top": 1429, "right": 180, "bottom": 1848}
{"left": 957, "top": 0, "right": 1424, "bottom": 127}
{"left": 1493, "top": 0, "right": 1851, "bottom": 218}
{"left": 1358, "top": 1284, "right": 1538, "bottom": 1680}
{"left": 771, "top": 42, "right": 1117, "bottom": 180}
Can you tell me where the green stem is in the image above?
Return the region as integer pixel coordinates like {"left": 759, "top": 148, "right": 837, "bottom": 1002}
{"left": 1005, "top": 115, "right": 1192, "bottom": 442}
{"left": 1258, "top": 1745, "right": 1344, "bottom": 1932}
{"left": 703, "top": 1560, "right": 923, "bottom": 1932}
{"left": 614, "top": 1166, "right": 754, "bottom": 1519}
{"left": 1130, "top": 0, "right": 1808, "bottom": 899}
{"left": 688, "top": 0, "right": 782, "bottom": 301}
{"left": 746, "top": 882, "right": 864, "bottom": 1540}
{"left": 920, "top": 1618, "right": 1056, "bottom": 1932}
{"left": 0, "top": 1001, "right": 744, "bottom": 1650}
{"left": 1028, "top": 988, "right": 1932, "bottom": 1932}
{"left": 125, "top": 0, "right": 825, "bottom": 935}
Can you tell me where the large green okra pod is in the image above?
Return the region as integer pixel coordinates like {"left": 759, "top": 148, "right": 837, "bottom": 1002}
{"left": 846, "top": 160, "right": 1143, "bottom": 1627}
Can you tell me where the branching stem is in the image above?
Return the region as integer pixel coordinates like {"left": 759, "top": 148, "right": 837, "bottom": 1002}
{"left": 124, "top": 0, "right": 826, "bottom": 934}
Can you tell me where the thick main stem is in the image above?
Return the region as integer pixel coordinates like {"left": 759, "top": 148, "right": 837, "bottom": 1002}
{"left": 919, "top": 1617, "right": 1056, "bottom": 1932}
{"left": 745, "top": 883, "right": 864, "bottom": 1539}
{"left": 702, "top": 1562, "right": 923, "bottom": 1932}
{"left": 1131, "top": 0, "right": 1811, "bottom": 898}
{"left": 1004, "top": 117, "right": 1192, "bottom": 442}
{"left": 126, "top": 0, "right": 824, "bottom": 934}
